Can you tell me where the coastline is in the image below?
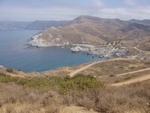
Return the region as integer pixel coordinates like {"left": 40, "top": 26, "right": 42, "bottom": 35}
{"left": 28, "top": 34, "right": 150, "bottom": 61}
{"left": 28, "top": 36, "right": 130, "bottom": 59}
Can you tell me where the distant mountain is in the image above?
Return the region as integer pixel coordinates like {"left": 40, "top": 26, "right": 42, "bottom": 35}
{"left": 0, "top": 20, "right": 67, "bottom": 30}
{"left": 29, "top": 15, "right": 150, "bottom": 47}
{"left": 25, "top": 20, "right": 67, "bottom": 30}
{"left": 0, "top": 21, "right": 31, "bottom": 30}
{"left": 130, "top": 19, "right": 150, "bottom": 25}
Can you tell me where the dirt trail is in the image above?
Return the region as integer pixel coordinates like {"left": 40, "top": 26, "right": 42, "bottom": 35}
{"left": 69, "top": 61, "right": 99, "bottom": 77}
{"left": 3, "top": 58, "right": 150, "bottom": 86}
{"left": 111, "top": 67, "right": 150, "bottom": 86}
{"left": 60, "top": 106, "right": 97, "bottom": 113}
{"left": 111, "top": 74, "right": 150, "bottom": 86}
{"left": 133, "top": 47, "right": 150, "bottom": 53}
{"left": 69, "top": 58, "right": 127, "bottom": 77}
{"left": 69, "top": 58, "right": 150, "bottom": 86}
{"left": 5, "top": 72, "right": 25, "bottom": 78}
{"left": 117, "top": 67, "right": 150, "bottom": 76}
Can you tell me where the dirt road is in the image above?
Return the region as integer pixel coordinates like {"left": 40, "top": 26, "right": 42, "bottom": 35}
{"left": 69, "top": 61, "right": 99, "bottom": 77}
{"left": 110, "top": 67, "right": 150, "bottom": 86}
{"left": 111, "top": 74, "right": 150, "bottom": 86}
{"left": 5, "top": 72, "right": 25, "bottom": 78}
{"left": 3, "top": 58, "right": 150, "bottom": 86}
{"left": 69, "top": 58, "right": 150, "bottom": 86}
{"left": 69, "top": 58, "right": 128, "bottom": 77}
{"left": 117, "top": 67, "right": 150, "bottom": 76}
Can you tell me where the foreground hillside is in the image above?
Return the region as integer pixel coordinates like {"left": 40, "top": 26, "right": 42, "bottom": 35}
{"left": 0, "top": 58, "right": 150, "bottom": 113}
{"left": 0, "top": 73, "right": 149, "bottom": 113}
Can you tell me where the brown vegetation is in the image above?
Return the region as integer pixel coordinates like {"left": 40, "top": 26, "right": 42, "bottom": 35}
{"left": 0, "top": 58, "right": 150, "bottom": 113}
{"left": 77, "top": 58, "right": 150, "bottom": 76}
{"left": 0, "top": 72, "right": 149, "bottom": 113}
{"left": 64, "top": 80, "right": 150, "bottom": 113}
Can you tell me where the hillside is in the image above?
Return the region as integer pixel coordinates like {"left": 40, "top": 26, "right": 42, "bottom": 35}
{"left": 0, "top": 21, "right": 30, "bottom": 30}
{"left": 0, "top": 20, "right": 67, "bottom": 30}
{"left": 0, "top": 58, "right": 150, "bottom": 113}
{"left": 28, "top": 15, "right": 150, "bottom": 47}
{"left": 130, "top": 19, "right": 150, "bottom": 25}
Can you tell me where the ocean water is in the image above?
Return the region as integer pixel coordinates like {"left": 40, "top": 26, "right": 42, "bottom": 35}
{"left": 0, "top": 29, "right": 102, "bottom": 72}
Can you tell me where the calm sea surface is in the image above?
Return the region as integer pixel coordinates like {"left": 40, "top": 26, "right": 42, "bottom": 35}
{"left": 0, "top": 29, "right": 102, "bottom": 72}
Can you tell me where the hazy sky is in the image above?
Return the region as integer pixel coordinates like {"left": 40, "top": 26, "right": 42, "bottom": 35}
{"left": 0, "top": 0, "right": 150, "bottom": 21}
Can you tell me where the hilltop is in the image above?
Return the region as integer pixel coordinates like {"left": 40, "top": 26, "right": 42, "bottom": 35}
{"left": 0, "top": 20, "right": 67, "bottom": 30}
{"left": 29, "top": 15, "right": 150, "bottom": 47}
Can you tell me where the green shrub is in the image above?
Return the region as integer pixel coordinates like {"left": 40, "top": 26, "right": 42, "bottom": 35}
{"left": 124, "top": 76, "right": 132, "bottom": 80}
{"left": 0, "top": 73, "right": 103, "bottom": 94}
{"left": 6, "top": 68, "right": 13, "bottom": 73}
{"left": 114, "top": 80, "right": 120, "bottom": 83}
{"left": 59, "top": 74, "right": 103, "bottom": 94}
{"left": 0, "top": 73, "right": 18, "bottom": 83}
{"left": 0, "top": 73, "right": 6, "bottom": 77}
{"left": 17, "top": 69, "right": 21, "bottom": 71}
{"left": 109, "top": 74, "right": 115, "bottom": 77}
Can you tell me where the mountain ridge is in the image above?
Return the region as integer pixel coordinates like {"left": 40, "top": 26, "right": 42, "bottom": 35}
{"left": 0, "top": 20, "right": 67, "bottom": 30}
{"left": 130, "top": 19, "right": 150, "bottom": 25}
{"left": 28, "top": 15, "right": 150, "bottom": 47}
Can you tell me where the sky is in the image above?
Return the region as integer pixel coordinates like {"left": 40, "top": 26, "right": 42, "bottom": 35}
{"left": 0, "top": 0, "right": 150, "bottom": 21}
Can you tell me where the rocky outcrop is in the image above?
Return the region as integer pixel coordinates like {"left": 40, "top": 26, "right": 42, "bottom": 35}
{"left": 71, "top": 45, "right": 129, "bottom": 58}
{"left": 28, "top": 29, "right": 70, "bottom": 47}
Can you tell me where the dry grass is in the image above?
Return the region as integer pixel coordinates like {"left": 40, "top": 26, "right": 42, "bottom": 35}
{"left": 0, "top": 80, "right": 149, "bottom": 113}
{"left": 99, "top": 69, "right": 150, "bottom": 84}
{"left": 64, "top": 80, "right": 150, "bottom": 113}
{"left": 0, "top": 83, "right": 62, "bottom": 113}
{"left": 0, "top": 73, "right": 149, "bottom": 113}
{"left": 79, "top": 59, "right": 150, "bottom": 76}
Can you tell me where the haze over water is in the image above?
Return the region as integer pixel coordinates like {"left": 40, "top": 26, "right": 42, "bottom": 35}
{"left": 0, "top": 29, "right": 101, "bottom": 72}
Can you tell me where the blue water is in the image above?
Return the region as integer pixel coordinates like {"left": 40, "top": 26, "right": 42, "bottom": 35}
{"left": 0, "top": 29, "right": 102, "bottom": 72}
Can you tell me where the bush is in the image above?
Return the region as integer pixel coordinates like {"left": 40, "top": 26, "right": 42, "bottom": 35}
{"left": 0, "top": 73, "right": 103, "bottom": 94}
{"left": 109, "top": 74, "right": 115, "bottom": 77}
{"left": 64, "top": 80, "right": 150, "bottom": 113}
{"left": 59, "top": 74, "right": 103, "bottom": 94}
{"left": 0, "top": 73, "right": 149, "bottom": 113}
{"left": 6, "top": 68, "right": 13, "bottom": 73}
{"left": 0, "top": 73, "right": 18, "bottom": 83}
{"left": 124, "top": 76, "right": 132, "bottom": 80}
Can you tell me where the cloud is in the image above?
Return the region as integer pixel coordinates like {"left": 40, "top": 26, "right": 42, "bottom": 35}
{"left": 0, "top": 0, "right": 150, "bottom": 21}
{"left": 124, "top": 0, "right": 150, "bottom": 7}
{"left": 93, "top": 0, "right": 106, "bottom": 7}
{"left": 124, "top": 0, "right": 136, "bottom": 6}
{"left": 98, "top": 8, "right": 128, "bottom": 19}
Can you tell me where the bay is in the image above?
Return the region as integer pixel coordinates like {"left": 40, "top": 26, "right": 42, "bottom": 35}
{"left": 0, "top": 29, "right": 102, "bottom": 72}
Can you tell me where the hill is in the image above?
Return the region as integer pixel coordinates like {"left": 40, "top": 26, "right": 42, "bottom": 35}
{"left": 130, "top": 19, "right": 150, "bottom": 25}
{"left": 0, "top": 20, "right": 67, "bottom": 30}
{"left": 28, "top": 15, "right": 150, "bottom": 47}
{"left": 25, "top": 20, "right": 67, "bottom": 30}
{"left": 0, "top": 58, "right": 150, "bottom": 113}
{"left": 0, "top": 21, "right": 30, "bottom": 30}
